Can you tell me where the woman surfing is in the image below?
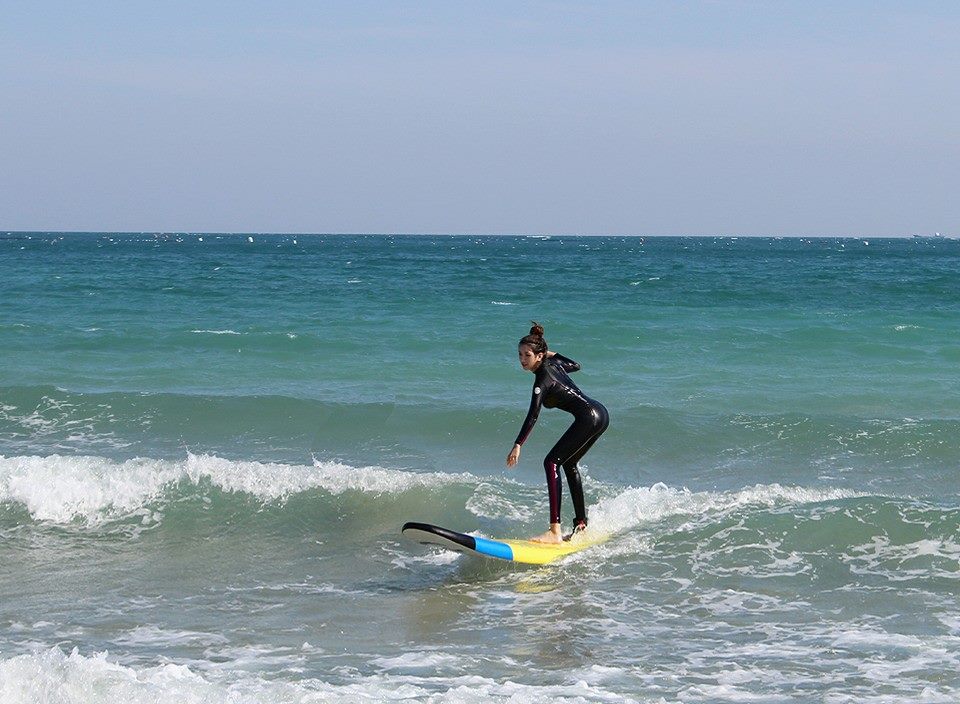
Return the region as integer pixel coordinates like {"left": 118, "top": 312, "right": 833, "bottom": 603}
{"left": 507, "top": 322, "right": 609, "bottom": 544}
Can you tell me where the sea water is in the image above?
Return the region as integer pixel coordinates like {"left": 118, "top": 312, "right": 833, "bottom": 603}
{"left": 1, "top": 233, "right": 959, "bottom": 702}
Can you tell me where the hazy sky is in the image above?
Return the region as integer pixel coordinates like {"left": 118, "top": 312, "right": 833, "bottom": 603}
{"left": 2, "top": 1, "right": 958, "bottom": 235}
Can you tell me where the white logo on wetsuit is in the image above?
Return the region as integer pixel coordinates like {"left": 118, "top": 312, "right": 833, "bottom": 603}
{"left": 534, "top": 387, "right": 541, "bottom": 395}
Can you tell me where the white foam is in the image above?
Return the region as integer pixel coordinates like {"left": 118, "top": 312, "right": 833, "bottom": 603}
{"left": 0, "top": 454, "right": 477, "bottom": 525}
{"left": 823, "top": 625, "right": 960, "bottom": 695}
{"left": 114, "top": 626, "right": 229, "bottom": 648}
{"left": 844, "top": 536, "right": 960, "bottom": 582}
{"left": 0, "top": 455, "right": 177, "bottom": 523}
{"left": 200, "top": 643, "right": 304, "bottom": 671}
{"left": 0, "top": 395, "right": 113, "bottom": 441}
{"left": 372, "top": 652, "right": 460, "bottom": 670}
{"left": 0, "top": 648, "right": 633, "bottom": 704}
{"left": 190, "top": 329, "right": 241, "bottom": 335}
{"left": 465, "top": 482, "right": 534, "bottom": 522}
{"left": 387, "top": 544, "right": 462, "bottom": 570}
{"left": 568, "top": 664, "right": 630, "bottom": 686}
{"left": 589, "top": 482, "right": 863, "bottom": 537}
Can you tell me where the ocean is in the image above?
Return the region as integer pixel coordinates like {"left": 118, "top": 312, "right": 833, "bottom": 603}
{"left": 1, "top": 232, "right": 959, "bottom": 702}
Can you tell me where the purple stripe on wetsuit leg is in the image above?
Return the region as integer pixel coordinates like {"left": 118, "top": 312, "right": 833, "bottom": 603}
{"left": 545, "top": 461, "right": 561, "bottom": 524}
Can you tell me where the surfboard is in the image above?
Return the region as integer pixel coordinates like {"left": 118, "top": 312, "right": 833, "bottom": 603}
{"left": 401, "top": 521, "right": 607, "bottom": 565}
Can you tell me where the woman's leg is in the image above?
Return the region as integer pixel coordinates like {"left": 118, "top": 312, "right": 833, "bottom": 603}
{"left": 543, "top": 407, "right": 607, "bottom": 529}
{"left": 544, "top": 458, "right": 563, "bottom": 526}
{"left": 559, "top": 405, "right": 609, "bottom": 529}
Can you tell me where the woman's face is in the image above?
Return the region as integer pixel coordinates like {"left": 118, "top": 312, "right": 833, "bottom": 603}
{"left": 518, "top": 344, "right": 545, "bottom": 372}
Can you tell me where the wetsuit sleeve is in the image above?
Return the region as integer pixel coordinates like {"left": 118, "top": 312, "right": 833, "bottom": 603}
{"left": 514, "top": 384, "right": 544, "bottom": 446}
{"left": 550, "top": 353, "right": 581, "bottom": 373}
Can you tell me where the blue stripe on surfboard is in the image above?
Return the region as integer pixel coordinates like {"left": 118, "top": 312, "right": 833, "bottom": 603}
{"left": 471, "top": 536, "right": 514, "bottom": 561}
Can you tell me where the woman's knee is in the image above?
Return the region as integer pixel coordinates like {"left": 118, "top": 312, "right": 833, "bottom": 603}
{"left": 543, "top": 458, "right": 562, "bottom": 480}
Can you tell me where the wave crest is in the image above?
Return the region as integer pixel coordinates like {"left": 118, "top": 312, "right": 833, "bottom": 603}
{"left": 0, "top": 454, "right": 475, "bottom": 525}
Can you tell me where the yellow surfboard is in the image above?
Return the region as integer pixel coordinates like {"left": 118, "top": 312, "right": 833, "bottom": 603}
{"left": 402, "top": 522, "right": 608, "bottom": 565}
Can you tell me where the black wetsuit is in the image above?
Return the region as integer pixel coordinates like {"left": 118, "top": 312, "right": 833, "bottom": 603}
{"left": 514, "top": 353, "right": 609, "bottom": 528}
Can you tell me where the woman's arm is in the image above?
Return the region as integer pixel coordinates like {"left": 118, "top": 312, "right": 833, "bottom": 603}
{"left": 512, "top": 384, "right": 544, "bottom": 448}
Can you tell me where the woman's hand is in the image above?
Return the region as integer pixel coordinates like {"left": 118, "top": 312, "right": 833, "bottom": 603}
{"left": 506, "top": 444, "right": 521, "bottom": 468}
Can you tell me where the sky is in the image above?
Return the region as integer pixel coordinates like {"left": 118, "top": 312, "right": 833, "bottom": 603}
{"left": 1, "top": 1, "right": 958, "bottom": 236}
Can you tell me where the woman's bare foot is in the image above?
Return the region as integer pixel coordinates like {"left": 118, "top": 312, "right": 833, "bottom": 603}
{"left": 531, "top": 524, "right": 563, "bottom": 544}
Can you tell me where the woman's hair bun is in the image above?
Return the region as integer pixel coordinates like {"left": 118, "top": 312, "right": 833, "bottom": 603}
{"left": 519, "top": 321, "right": 548, "bottom": 354}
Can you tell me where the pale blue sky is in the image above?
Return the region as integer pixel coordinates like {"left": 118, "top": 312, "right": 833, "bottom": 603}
{"left": 2, "top": 1, "right": 958, "bottom": 235}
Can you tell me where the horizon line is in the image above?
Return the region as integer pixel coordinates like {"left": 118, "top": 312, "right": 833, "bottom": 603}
{"left": 1, "top": 230, "right": 952, "bottom": 240}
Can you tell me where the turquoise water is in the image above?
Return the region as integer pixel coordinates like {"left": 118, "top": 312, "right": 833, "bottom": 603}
{"left": 2, "top": 233, "right": 960, "bottom": 702}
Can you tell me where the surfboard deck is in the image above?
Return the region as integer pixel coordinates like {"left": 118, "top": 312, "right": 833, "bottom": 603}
{"left": 401, "top": 521, "right": 607, "bottom": 565}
